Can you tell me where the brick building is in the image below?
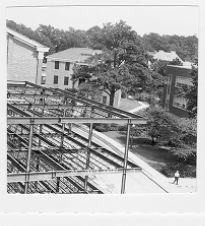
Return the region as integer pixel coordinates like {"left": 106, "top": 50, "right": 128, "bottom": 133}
{"left": 7, "top": 27, "right": 49, "bottom": 84}
{"left": 162, "top": 65, "right": 193, "bottom": 117}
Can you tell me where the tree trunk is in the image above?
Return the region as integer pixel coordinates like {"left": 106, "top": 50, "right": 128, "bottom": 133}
{"left": 109, "top": 90, "right": 115, "bottom": 106}
{"left": 151, "top": 135, "right": 157, "bottom": 146}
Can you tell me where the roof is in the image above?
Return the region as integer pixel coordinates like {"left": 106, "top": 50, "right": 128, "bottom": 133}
{"left": 7, "top": 27, "right": 49, "bottom": 52}
{"left": 149, "top": 50, "right": 183, "bottom": 62}
{"left": 47, "top": 48, "right": 102, "bottom": 63}
{"left": 166, "top": 65, "right": 192, "bottom": 77}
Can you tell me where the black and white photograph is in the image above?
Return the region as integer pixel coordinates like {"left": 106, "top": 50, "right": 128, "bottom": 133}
{"left": 5, "top": 2, "right": 199, "bottom": 197}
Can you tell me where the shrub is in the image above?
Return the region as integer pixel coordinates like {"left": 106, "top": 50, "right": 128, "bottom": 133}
{"left": 160, "top": 162, "right": 196, "bottom": 178}
{"left": 170, "top": 145, "right": 196, "bottom": 165}
{"left": 93, "top": 123, "right": 119, "bottom": 132}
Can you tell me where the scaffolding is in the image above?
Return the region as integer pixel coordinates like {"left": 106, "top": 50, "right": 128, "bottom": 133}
{"left": 7, "top": 80, "right": 147, "bottom": 194}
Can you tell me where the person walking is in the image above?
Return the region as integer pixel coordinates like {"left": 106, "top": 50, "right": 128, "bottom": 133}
{"left": 172, "top": 170, "right": 180, "bottom": 185}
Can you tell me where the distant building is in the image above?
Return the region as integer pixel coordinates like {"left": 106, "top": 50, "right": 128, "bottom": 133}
{"left": 45, "top": 48, "right": 102, "bottom": 89}
{"left": 162, "top": 65, "right": 193, "bottom": 117}
{"left": 7, "top": 27, "right": 49, "bottom": 84}
{"left": 148, "top": 50, "right": 183, "bottom": 65}
{"left": 45, "top": 47, "right": 121, "bottom": 107}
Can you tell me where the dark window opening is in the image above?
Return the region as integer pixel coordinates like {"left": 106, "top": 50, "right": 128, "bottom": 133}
{"left": 79, "top": 78, "right": 85, "bottom": 85}
{"left": 54, "top": 75, "right": 58, "bottom": 84}
{"left": 43, "top": 56, "right": 47, "bottom": 63}
{"left": 64, "top": 77, "right": 69, "bottom": 85}
{"left": 65, "top": 62, "right": 70, "bottom": 71}
{"left": 41, "top": 76, "right": 46, "bottom": 85}
{"left": 55, "top": 61, "right": 59, "bottom": 69}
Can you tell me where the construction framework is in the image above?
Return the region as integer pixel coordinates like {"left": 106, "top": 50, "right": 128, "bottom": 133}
{"left": 7, "top": 80, "right": 147, "bottom": 194}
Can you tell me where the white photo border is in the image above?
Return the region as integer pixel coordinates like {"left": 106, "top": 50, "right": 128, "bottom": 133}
{"left": 1, "top": 0, "right": 204, "bottom": 214}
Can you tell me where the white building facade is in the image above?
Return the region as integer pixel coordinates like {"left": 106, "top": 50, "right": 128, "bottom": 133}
{"left": 7, "top": 27, "right": 49, "bottom": 84}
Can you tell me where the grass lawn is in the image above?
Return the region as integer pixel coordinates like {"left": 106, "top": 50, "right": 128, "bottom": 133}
{"left": 102, "top": 131, "right": 178, "bottom": 172}
{"left": 118, "top": 98, "right": 141, "bottom": 112}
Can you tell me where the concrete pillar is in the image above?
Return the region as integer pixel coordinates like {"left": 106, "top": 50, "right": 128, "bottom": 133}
{"left": 35, "top": 51, "right": 44, "bottom": 85}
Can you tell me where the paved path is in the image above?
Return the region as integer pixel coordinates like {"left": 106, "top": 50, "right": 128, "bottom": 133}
{"left": 129, "top": 101, "right": 149, "bottom": 113}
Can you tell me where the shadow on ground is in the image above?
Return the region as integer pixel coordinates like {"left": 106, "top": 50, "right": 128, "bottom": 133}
{"left": 102, "top": 131, "right": 178, "bottom": 172}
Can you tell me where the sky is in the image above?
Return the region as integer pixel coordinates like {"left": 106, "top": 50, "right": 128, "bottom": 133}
{"left": 6, "top": 5, "right": 199, "bottom": 36}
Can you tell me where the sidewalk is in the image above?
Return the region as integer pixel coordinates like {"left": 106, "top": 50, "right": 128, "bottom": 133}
{"left": 129, "top": 101, "right": 149, "bottom": 113}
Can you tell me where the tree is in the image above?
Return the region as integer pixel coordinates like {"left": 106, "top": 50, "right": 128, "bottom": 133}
{"left": 7, "top": 19, "right": 198, "bottom": 62}
{"left": 139, "top": 107, "right": 197, "bottom": 162}
{"left": 143, "top": 33, "right": 198, "bottom": 62}
{"left": 186, "top": 66, "right": 198, "bottom": 117}
{"left": 73, "top": 21, "right": 165, "bottom": 106}
{"left": 86, "top": 26, "right": 105, "bottom": 49}
{"left": 77, "top": 82, "right": 102, "bottom": 102}
{"left": 146, "top": 107, "right": 180, "bottom": 144}
{"left": 72, "top": 49, "right": 131, "bottom": 106}
{"left": 36, "top": 25, "right": 88, "bottom": 54}
{"left": 73, "top": 21, "right": 146, "bottom": 106}
{"left": 143, "top": 33, "right": 170, "bottom": 52}
{"left": 169, "top": 117, "right": 197, "bottom": 163}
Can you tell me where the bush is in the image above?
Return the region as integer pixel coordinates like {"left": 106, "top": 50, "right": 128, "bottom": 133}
{"left": 160, "top": 162, "right": 196, "bottom": 178}
{"left": 117, "top": 125, "right": 127, "bottom": 131}
{"left": 93, "top": 123, "right": 119, "bottom": 132}
{"left": 170, "top": 146, "right": 196, "bottom": 165}
{"left": 93, "top": 124, "right": 109, "bottom": 132}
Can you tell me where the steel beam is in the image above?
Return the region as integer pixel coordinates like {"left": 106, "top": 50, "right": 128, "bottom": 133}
{"left": 7, "top": 117, "right": 147, "bottom": 125}
{"left": 121, "top": 123, "right": 131, "bottom": 194}
{"left": 7, "top": 103, "right": 89, "bottom": 110}
{"left": 7, "top": 147, "right": 86, "bottom": 154}
{"left": 56, "top": 109, "right": 65, "bottom": 192}
{"left": 84, "top": 122, "right": 93, "bottom": 190}
{"left": 9, "top": 81, "right": 143, "bottom": 119}
{"left": 7, "top": 153, "right": 26, "bottom": 172}
{"left": 8, "top": 168, "right": 141, "bottom": 183}
{"left": 24, "top": 123, "right": 34, "bottom": 193}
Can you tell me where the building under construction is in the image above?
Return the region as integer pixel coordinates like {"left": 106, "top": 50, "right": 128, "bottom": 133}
{"left": 7, "top": 80, "right": 167, "bottom": 194}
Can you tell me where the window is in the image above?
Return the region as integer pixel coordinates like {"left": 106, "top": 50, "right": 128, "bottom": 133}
{"left": 53, "top": 75, "right": 58, "bottom": 84}
{"left": 55, "top": 61, "right": 59, "bottom": 69}
{"left": 43, "top": 57, "right": 47, "bottom": 63}
{"left": 64, "top": 76, "right": 69, "bottom": 85}
{"left": 41, "top": 76, "right": 46, "bottom": 85}
{"left": 65, "top": 62, "right": 70, "bottom": 71}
